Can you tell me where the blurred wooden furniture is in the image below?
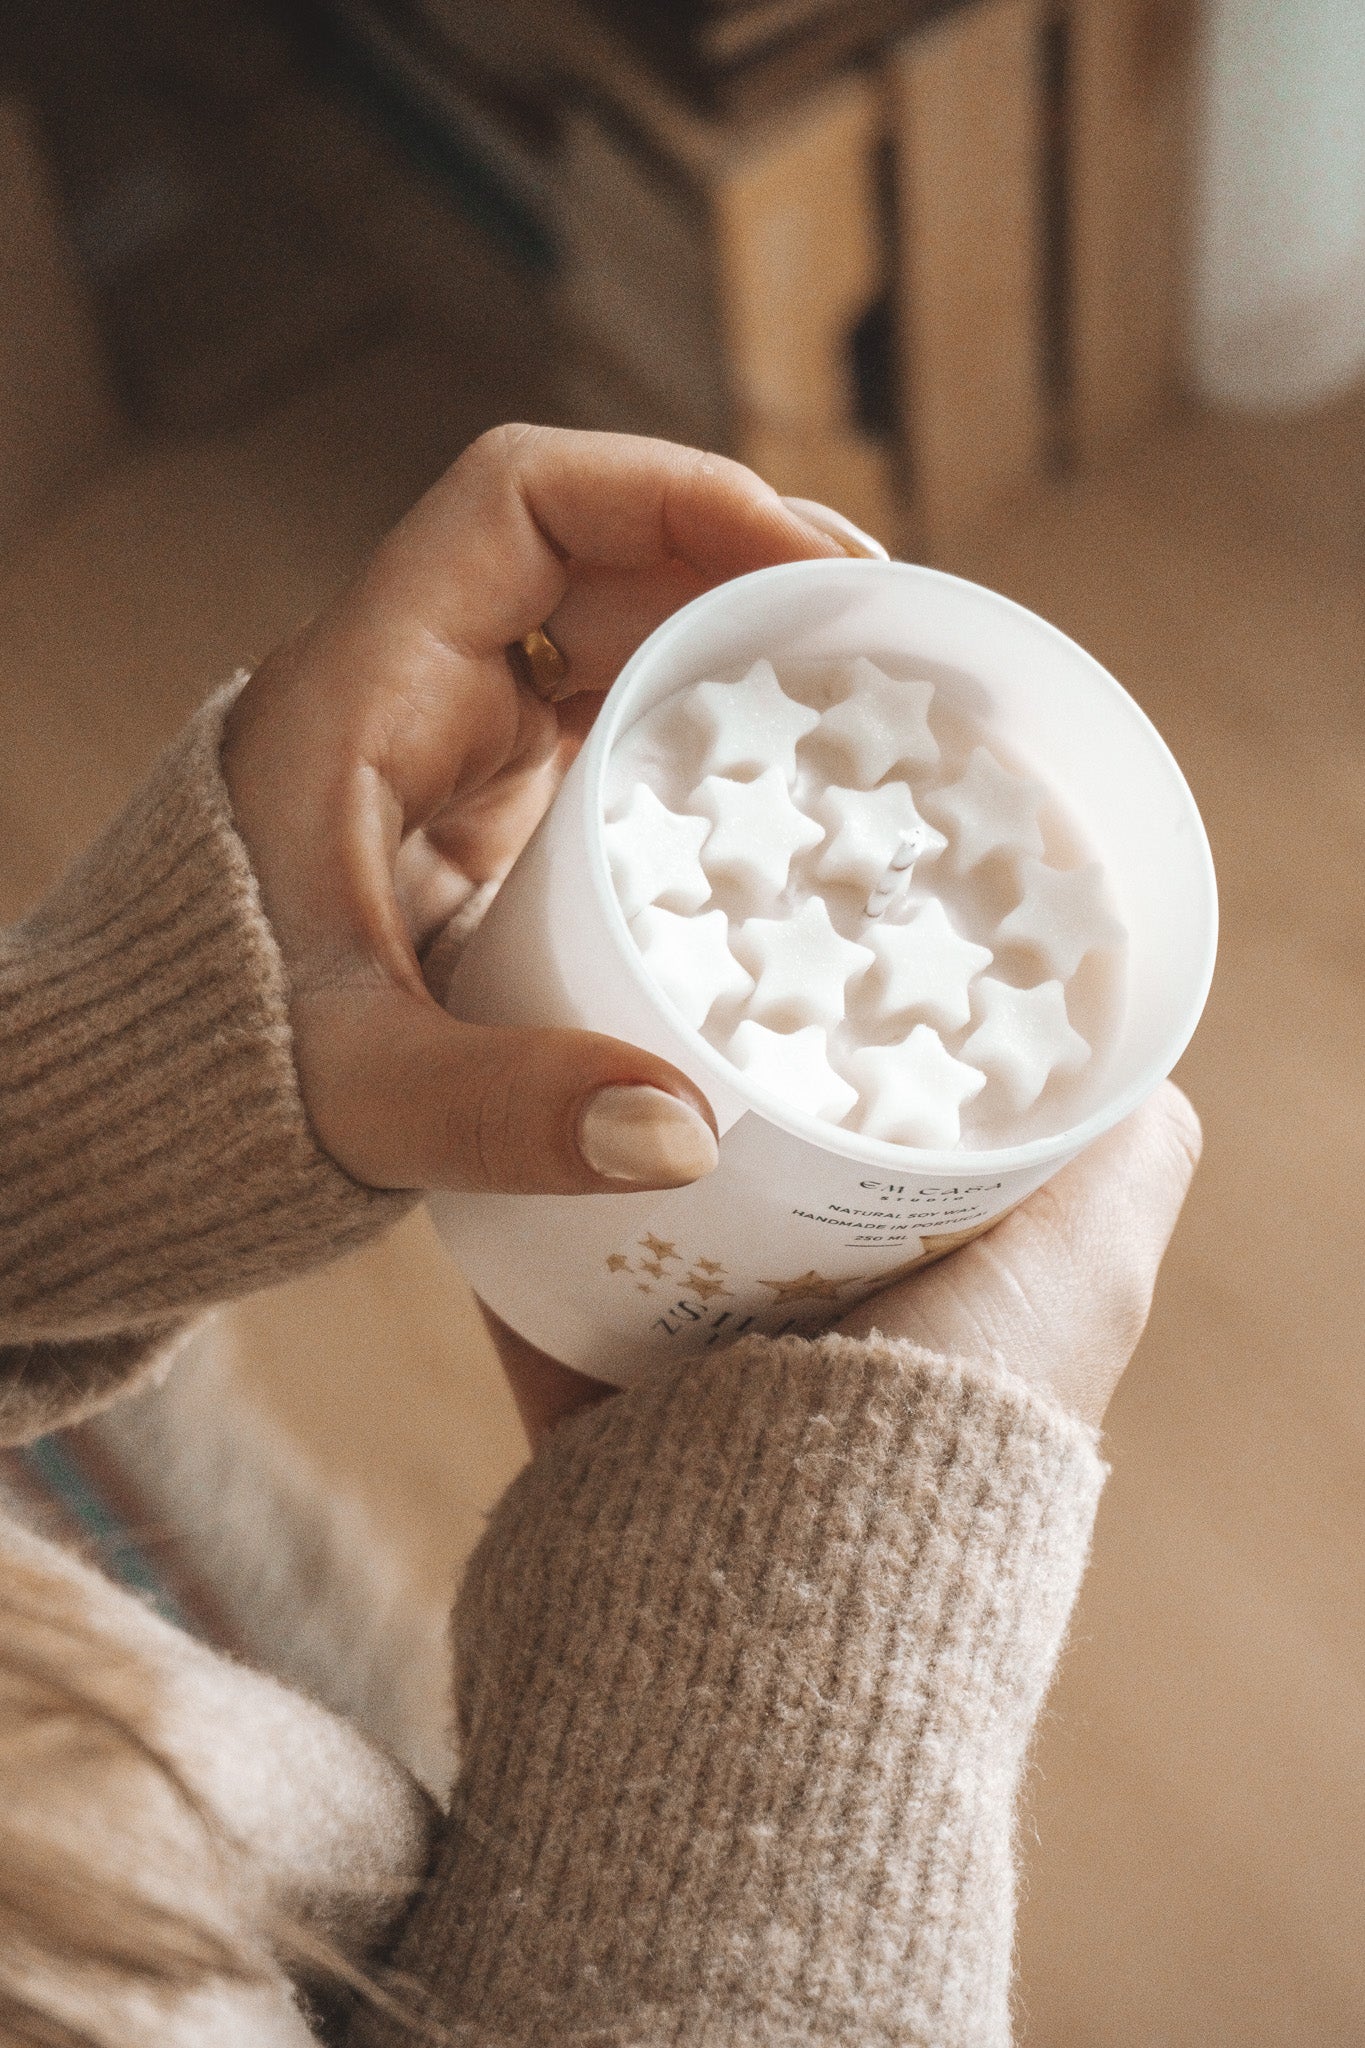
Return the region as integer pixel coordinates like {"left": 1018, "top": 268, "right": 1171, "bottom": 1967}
{"left": 331, "top": 0, "right": 1197, "bottom": 551}
{"left": 1069, "top": 0, "right": 1195, "bottom": 459}
{"left": 890, "top": 0, "right": 1050, "bottom": 550}
{"left": 552, "top": 72, "right": 895, "bottom": 539}
{"left": 0, "top": 100, "right": 119, "bottom": 554}
{"left": 577, "top": 0, "right": 947, "bottom": 111}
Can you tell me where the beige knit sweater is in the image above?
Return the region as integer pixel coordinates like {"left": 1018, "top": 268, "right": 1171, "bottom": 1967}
{"left": 0, "top": 692, "right": 1106, "bottom": 2047}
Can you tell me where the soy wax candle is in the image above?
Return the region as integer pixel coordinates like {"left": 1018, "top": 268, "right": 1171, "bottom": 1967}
{"left": 428, "top": 559, "right": 1217, "bottom": 1385}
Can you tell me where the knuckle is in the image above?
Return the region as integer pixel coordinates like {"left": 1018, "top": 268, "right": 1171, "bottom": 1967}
{"left": 1111, "top": 1264, "right": 1156, "bottom": 1358}
{"left": 684, "top": 443, "right": 760, "bottom": 496}
{"left": 472, "top": 1064, "right": 520, "bottom": 1192}
{"left": 660, "top": 444, "right": 772, "bottom": 552}
{"left": 500, "top": 420, "right": 549, "bottom": 468}
{"left": 682, "top": 444, "right": 726, "bottom": 480}
{"left": 440, "top": 1056, "right": 516, "bottom": 1193}
{"left": 1158, "top": 1083, "right": 1204, "bottom": 1177}
{"left": 467, "top": 421, "right": 543, "bottom": 480}
{"left": 1022, "top": 1173, "right": 1153, "bottom": 1371}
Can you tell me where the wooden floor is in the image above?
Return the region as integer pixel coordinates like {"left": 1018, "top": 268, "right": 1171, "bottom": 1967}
{"left": 954, "top": 402, "right": 1365, "bottom": 2044}
{"left": 3, "top": 307, "right": 1363, "bottom": 2038}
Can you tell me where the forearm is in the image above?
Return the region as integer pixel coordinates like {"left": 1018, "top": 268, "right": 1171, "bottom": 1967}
{"left": 355, "top": 1329, "right": 1104, "bottom": 2048}
{"left": 0, "top": 683, "right": 410, "bottom": 1440}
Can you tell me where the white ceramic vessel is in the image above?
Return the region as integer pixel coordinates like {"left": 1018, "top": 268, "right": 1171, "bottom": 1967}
{"left": 428, "top": 559, "right": 1218, "bottom": 1385}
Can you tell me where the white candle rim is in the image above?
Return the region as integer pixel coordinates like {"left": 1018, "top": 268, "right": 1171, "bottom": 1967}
{"left": 583, "top": 558, "right": 1218, "bottom": 1177}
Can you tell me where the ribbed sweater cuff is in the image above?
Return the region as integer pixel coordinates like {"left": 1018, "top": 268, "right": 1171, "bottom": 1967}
{"left": 0, "top": 683, "right": 411, "bottom": 1398}
{"left": 358, "top": 1333, "right": 1105, "bottom": 2048}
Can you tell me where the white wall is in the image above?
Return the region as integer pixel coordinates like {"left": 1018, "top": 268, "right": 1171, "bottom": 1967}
{"left": 1195, "top": 0, "right": 1365, "bottom": 409}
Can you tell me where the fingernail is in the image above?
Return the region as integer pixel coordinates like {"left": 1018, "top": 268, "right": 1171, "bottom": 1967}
{"left": 782, "top": 496, "right": 890, "bottom": 561}
{"left": 578, "top": 1085, "right": 719, "bottom": 1188}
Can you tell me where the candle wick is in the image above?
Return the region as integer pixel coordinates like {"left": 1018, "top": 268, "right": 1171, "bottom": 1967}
{"left": 864, "top": 829, "right": 928, "bottom": 921}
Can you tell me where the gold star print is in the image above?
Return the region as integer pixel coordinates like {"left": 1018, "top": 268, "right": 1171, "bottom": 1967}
{"left": 757, "top": 1269, "right": 851, "bottom": 1304}
{"left": 639, "top": 1234, "right": 679, "bottom": 1262}
{"left": 685, "top": 1273, "right": 731, "bottom": 1302}
{"left": 865, "top": 1249, "right": 931, "bottom": 1288}
{"left": 912, "top": 1217, "right": 1004, "bottom": 1274}
{"left": 605, "top": 1253, "right": 631, "bottom": 1274}
{"left": 922, "top": 1219, "right": 1000, "bottom": 1256}
{"left": 693, "top": 1257, "right": 726, "bottom": 1276}
{"left": 637, "top": 1282, "right": 654, "bottom": 1294}
{"left": 639, "top": 1257, "right": 668, "bottom": 1280}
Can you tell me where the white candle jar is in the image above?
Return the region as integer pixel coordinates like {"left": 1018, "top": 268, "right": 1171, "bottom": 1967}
{"left": 429, "top": 560, "right": 1217, "bottom": 1385}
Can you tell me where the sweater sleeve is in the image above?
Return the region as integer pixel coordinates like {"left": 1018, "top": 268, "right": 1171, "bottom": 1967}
{"left": 352, "top": 1329, "right": 1106, "bottom": 2048}
{"left": 0, "top": 681, "right": 412, "bottom": 1443}
{"left": 0, "top": 1513, "right": 434, "bottom": 2046}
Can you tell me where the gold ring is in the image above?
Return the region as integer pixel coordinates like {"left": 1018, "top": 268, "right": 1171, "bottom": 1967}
{"left": 509, "top": 623, "right": 572, "bottom": 704}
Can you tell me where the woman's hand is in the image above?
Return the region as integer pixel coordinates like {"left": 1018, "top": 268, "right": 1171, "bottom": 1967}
{"left": 490, "top": 1082, "right": 1202, "bottom": 1446}
{"left": 222, "top": 418, "right": 1197, "bottom": 1442}
{"left": 222, "top": 426, "right": 846, "bottom": 1197}
{"left": 835, "top": 1080, "right": 1202, "bottom": 1429}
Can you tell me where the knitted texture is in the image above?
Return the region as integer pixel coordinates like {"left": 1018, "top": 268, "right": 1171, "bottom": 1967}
{"left": 1, "top": 1513, "right": 434, "bottom": 2047}
{"left": 0, "top": 681, "right": 412, "bottom": 1442}
{"left": 354, "top": 1330, "right": 1105, "bottom": 2048}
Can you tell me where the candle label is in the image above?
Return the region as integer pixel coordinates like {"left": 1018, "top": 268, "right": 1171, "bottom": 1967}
{"left": 587, "top": 1104, "right": 1045, "bottom": 1367}
{"left": 433, "top": 1084, "right": 1062, "bottom": 1381}
{"left": 602, "top": 1215, "right": 1009, "bottom": 1354}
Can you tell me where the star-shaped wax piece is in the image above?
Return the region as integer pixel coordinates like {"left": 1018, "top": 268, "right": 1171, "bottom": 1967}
{"left": 806, "top": 659, "right": 939, "bottom": 787}
{"left": 994, "top": 859, "right": 1126, "bottom": 980}
{"left": 812, "top": 781, "right": 947, "bottom": 896}
{"left": 683, "top": 659, "right": 821, "bottom": 784}
{"left": 687, "top": 767, "right": 825, "bottom": 901}
{"left": 604, "top": 784, "right": 711, "bottom": 921}
{"left": 922, "top": 746, "right": 1047, "bottom": 875}
{"left": 630, "top": 905, "right": 754, "bottom": 1029}
{"left": 959, "top": 976, "right": 1091, "bottom": 1113}
{"left": 864, "top": 898, "right": 994, "bottom": 1032}
{"left": 724, "top": 1020, "right": 858, "bottom": 1123}
{"left": 731, "top": 896, "right": 875, "bottom": 1031}
{"left": 844, "top": 1025, "right": 986, "bottom": 1148}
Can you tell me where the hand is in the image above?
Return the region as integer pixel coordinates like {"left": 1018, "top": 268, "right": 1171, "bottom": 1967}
{"left": 222, "top": 425, "right": 847, "bottom": 1197}
{"left": 491, "top": 1083, "right": 1201, "bottom": 1446}
{"left": 835, "top": 1080, "right": 1202, "bottom": 1429}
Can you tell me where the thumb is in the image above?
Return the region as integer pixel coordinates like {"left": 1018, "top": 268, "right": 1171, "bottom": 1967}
{"left": 291, "top": 979, "right": 720, "bottom": 1195}
{"left": 838, "top": 1081, "right": 1202, "bottom": 1427}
